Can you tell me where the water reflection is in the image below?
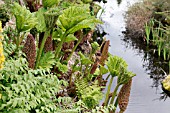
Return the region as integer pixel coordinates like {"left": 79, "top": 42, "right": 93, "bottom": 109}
{"left": 122, "top": 33, "right": 169, "bottom": 99}
{"left": 117, "top": 0, "right": 122, "bottom": 5}
{"left": 99, "top": 0, "right": 170, "bottom": 112}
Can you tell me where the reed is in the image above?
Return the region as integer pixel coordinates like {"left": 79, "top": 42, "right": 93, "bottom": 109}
{"left": 145, "top": 22, "right": 151, "bottom": 45}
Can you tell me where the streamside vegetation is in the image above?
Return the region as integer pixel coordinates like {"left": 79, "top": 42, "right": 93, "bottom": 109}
{"left": 125, "top": 0, "right": 170, "bottom": 97}
{"left": 125, "top": 0, "right": 170, "bottom": 61}
{"left": 0, "top": 0, "right": 135, "bottom": 113}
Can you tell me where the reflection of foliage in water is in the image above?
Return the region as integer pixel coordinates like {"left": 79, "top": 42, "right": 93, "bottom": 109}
{"left": 92, "top": 25, "right": 107, "bottom": 45}
{"left": 122, "top": 32, "right": 169, "bottom": 99}
{"left": 117, "top": 0, "right": 122, "bottom": 5}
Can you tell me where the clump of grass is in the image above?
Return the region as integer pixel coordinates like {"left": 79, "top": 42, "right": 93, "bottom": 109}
{"left": 125, "top": 0, "right": 170, "bottom": 60}
{"left": 125, "top": 0, "right": 170, "bottom": 39}
{"left": 125, "top": 0, "right": 153, "bottom": 39}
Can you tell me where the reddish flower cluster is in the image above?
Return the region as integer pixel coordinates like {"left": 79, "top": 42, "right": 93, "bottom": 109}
{"left": 22, "top": 34, "right": 36, "bottom": 69}
{"left": 44, "top": 35, "right": 53, "bottom": 53}
{"left": 118, "top": 79, "right": 132, "bottom": 112}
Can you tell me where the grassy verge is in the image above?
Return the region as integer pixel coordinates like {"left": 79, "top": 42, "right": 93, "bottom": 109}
{"left": 125, "top": 0, "right": 170, "bottom": 60}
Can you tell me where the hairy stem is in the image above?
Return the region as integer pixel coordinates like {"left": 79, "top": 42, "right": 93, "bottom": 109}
{"left": 55, "top": 31, "right": 68, "bottom": 58}
{"left": 114, "top": 96, "right": 119, "bottom": 111}
{"left": 109, "top": 84, "right": 120, "bottom": 104}
{"left": 104, "top": 75, "right": 113, "bottom": 106}
{"left": 16, "top": 32, "right": 26, "bottom": 51}
{"left": 15, "top": 31, "right": 20, "bottom": 51}
{"left": 106, "top": 74, "right": 110, "bottom": 81}
{"left": 19, "top": 32, "right": 26, "bottom": 45}
{"left": 35, "top": 30, "right": 50, "bottom": 68}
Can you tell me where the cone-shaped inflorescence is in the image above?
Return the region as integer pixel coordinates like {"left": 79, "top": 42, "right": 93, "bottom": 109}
{"left": 23, "top": 34, "right": 36, "bottom": 69}
{"left": 44, "top": 35, "right": 53, "bottom": 53}
{"left": 100, "top": 40, "right": 110, "bottom": 66}
{"left": 118, "top": 79, "right": 132, "bottom": 113}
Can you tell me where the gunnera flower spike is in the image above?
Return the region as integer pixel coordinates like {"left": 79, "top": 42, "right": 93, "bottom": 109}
{"left": 23, "top": 34, "right": 36, "bottom": 69}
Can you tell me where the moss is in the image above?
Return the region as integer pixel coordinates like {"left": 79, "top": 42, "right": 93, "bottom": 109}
{"left": 162, "top": 75, "right": 170, "bottom": 91}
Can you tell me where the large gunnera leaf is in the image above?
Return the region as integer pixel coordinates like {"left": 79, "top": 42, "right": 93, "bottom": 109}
{"left": 35, "top": 8, "right": 46, "bottom": 32}
{"left": 11, "top": 2, "right": 38, "bottom": 33}
{"left": 57, "top": 4, "right": 102, "bottom": 34}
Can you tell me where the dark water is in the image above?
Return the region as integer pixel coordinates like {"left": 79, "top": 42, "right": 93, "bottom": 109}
{"left": 99, "top": 0, "right": 170, "bottom": 113}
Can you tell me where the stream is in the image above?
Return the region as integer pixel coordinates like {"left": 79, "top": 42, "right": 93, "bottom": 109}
{"left": 99, "top": 0, "right": 170, "bottom": 113}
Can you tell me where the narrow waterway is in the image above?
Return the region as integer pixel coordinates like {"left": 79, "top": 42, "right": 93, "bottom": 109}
{"left": 99, "top": 0, "right": 170, "bottom": 113}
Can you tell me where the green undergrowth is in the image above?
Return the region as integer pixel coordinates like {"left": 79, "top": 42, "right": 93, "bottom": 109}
{"left": 0, "top": 0, "right": 135, "bottom": 112}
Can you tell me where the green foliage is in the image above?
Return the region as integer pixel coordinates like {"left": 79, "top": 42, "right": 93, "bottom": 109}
{"left": 56, "top": 61, "right": 68, "bottom": 73}
{"left": 79, "top": 52, "right": 93, "bottom": 65}
{"left": 0, "top": 1, "right": 135, "bottom": 112}
{"left": 35, "top": 8, "right": 47, "bottom": 32}
{"left": 11, "top": 2, "right": 38, "bottom": 33}
{"left": 42, "top": 0, "right": 61, "bottom": 8}
{"left": 75, "top": 79, "right": 103, "bottom": 109}
{"left": 59, "top": 5, "right": 90, "bottom": 30}
{"left": 38, "top": 51, "right": 56, "bottom": 70}
{"left": 2, "top": 35, "right": 17, "bottom": 58}
{"left": 0, "top": 57, "right": 62, "bottom": 112}
{"left": 145, "top": 22, "right": 151, "bottom": 45}
{"left": 90, "top": 104, "right": 115, "bottom": 113}
{"left": 57, "top": 4, "right": 102, "bottom": 33}
{"left": 44, "top": 7, "right": 62, "bottom": 29}
{"left": 82, "top": 0, "right": 92, "bottom": 4}
{"left": 55, "top": 4, "right": 102, "bottom": 59}
{"left": 65, "top": 34, "right": 78, "bottom": 42}
{"left": 145, "top": 12, "right": 170, "bottom": 60}
{"left": 106, "top": 54, "right": 135, "bottom": 85}
{"left": 106, "top": 55, "right": 127, "bottom": 77}
{"left": 104, "top": 54, "right": 135, "bottom": 106}
{"left": 91, "top": 42, "right": 99, "bottom": 54}
{"left": 94, "top": 65, "right": 109, "bottom": 75}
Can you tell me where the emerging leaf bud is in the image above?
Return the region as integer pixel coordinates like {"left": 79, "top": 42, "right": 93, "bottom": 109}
{"left": 42, "top": 0, "right": 60, "bottom": 8}
{"left": 44, "top": 7, "right": 61, "bottom": 29}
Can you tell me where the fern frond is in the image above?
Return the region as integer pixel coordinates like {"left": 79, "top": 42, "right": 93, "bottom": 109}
{"left": 0, "top": 57, "right": 66, "bottom": 113}
{"left": 38, "top": 51, "right": 56, "bottom": 70}
{"left": 75, "top": 79, "right": 103, "bottom": 109}
{"left": 89, "top": 104, "right": 116, "bottom": 113}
